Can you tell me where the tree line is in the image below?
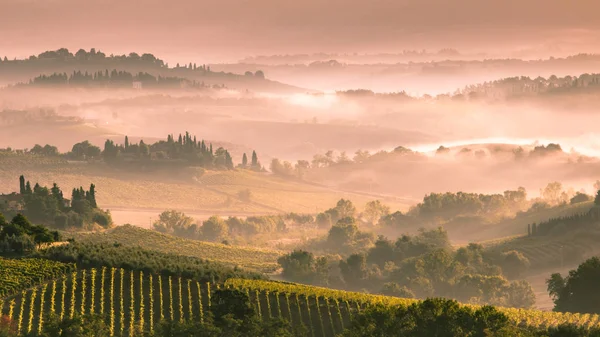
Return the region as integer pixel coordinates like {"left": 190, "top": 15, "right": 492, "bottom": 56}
{"left": 6, "top": 135, "right": 263, "bottom": 172}
{"left": 0, "top": 175, "right": 111, "bottom": 230}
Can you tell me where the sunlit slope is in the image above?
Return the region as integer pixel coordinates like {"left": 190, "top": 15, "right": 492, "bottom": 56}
{"left": 0, "top": 157, "right": 409, "bottom": 219}
{"left": 67, "top": 225, "right": 282, "bottom": 273}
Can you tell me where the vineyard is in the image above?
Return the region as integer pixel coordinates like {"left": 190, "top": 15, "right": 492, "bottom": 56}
{"left": 0, "top": 258, "right": 73, "bottom": 298}
{"left": 67, "top": 225, "right": 282, "bottom": 273}
{"left": 3, "top": 270, "right": 600, "bottom": 337}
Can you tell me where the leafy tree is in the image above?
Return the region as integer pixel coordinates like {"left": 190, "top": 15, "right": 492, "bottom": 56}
{"left": 153, "top": 210, "right": 195, "bottom": 236}
{"left": 334, "top": 199, "right": 356, "bottom": 218}
{"left": 339, "top": 253, "right": 369, "bottom": 287}
{"left": 363, "top": 200, "right": 390, "bottom": 225}
{"left": 570, "top": 192, "right": 592, "bottom": 205}
{"left": 380, "top": 282, "right": 415, "bottom": 298}
{"left": 499, "top": 251, "right": 530, "bottom": 279}
{"left": 547, "top": 257, "right": 600, "bottom": 313}
{"left": 595, "top": 190, "right": 600, "bottom": 206}
{"left": 201, "top": 216, "right": 228, "bottom": 242}
{"left": 277, "top": 250, "right": 329, "bottom": 285}
{"left": 366, "top": 236, "right": 395, "bottom": 268}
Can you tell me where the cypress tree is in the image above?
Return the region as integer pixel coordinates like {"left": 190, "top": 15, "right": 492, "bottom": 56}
{"left": 225, "top": 151, "right": 233, "bottom": 169}
{"left": 88, "top": 184, "right": 97, "bottom": 208}
{"left": 209, "top": 144, "right": 213, "bottom": 155}
{"left": 19, "top": 175, "right": 26, "bottom": 194}
{"left": 25, "top": 181, "right": 32, "bottom": 194}
{"left": 251, "top": 151, "right": 258, "bottom": 167}
{"left": 527, "top": 223, "right": 531, "bottom": 236}
{"left": 532, "top": 223, "right": 537, "bottom": 236}
{"left": 125, "top": 136, "right": 129, "bottom": 149}
{"left": 178, "top": 134, "right": 183, "bottom": 145}
{"left": 242, "top": 153, "right": 248, "bottom": 167}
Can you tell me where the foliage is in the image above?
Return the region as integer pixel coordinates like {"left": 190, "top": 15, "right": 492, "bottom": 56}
{"left": 226, "top": 278, "right": 600, "bottom": 332}
{"left": 326, "top": 217, "right": 375, "bottom": 255}
{"left": 152, "top": 210, "right": 195, "bottom": 236}
{"left": 0, "top": 213, "right": 61, "bottom": 254}
{"left": 277, "top": 250, "right": 328, "bottom": 286}
{"left": 0, "top": 257, "right": 72, "bottom": 298}
{"left": 547, "top": 257, "right": 600, "bottom": 314}
{"left": 7, "top": 175, "right": 110, "bottom": 229}
{"left": 35, "top": 241, "right": 264, "bottom": 283}
{"left": 102, "top": 133, "right": 236, "bottom": 170}
{"left": 361, "top": 200, "right": 390, "bottom": 225}
{"left": 411, "top": 188, "right": 527, "bottom": 220}
{"left": 201, "top": 217, "right": 229, "bottom": 243}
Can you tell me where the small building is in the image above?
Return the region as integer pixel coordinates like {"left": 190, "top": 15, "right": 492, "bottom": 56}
{"left": 133, "top": 81, "right": 143, "bottom": 90}
{"left": 0, "top": 193, "right": 24, "bottom": 211}
{"left": 62, "top": 198, "right": 71, "bottom": 208}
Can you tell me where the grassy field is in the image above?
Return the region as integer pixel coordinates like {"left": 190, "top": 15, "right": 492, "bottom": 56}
{"left": 65, "top": 225, "right": 283, "bottom": 273}
{"left": 0, "top": 156, "right": 410, "bottom": 226}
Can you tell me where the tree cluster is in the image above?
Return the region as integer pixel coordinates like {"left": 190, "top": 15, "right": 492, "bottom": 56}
{"left": 26, "top": 70, "right": 207, "bottom": 89}
{"left": 342, "top": 298, "right": 600, "bottom": 337}
{"left": 281, "top": 227, "right": 535, "bottom": 309}
{"left": 103, "top": 133, "right": 236, "bottom": 170}
{"left": 0, "top": 212, "right": 60, "bottom": 254}
{"left": 10, "top": 176, "right": 111, "bottom": 229}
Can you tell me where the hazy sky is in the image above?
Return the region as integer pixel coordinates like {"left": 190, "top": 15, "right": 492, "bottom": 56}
{"left": 2, "top": 0, "right": 600, "bottom": 63}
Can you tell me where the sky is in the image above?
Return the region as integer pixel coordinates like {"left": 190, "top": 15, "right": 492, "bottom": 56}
{"left": 1, "top": 0, "right": 600, "bottom": 63}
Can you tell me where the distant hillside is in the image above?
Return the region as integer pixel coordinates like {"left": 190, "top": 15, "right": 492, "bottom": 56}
{"left": 0, "top": 48, "right": 309, "bottom": 94}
